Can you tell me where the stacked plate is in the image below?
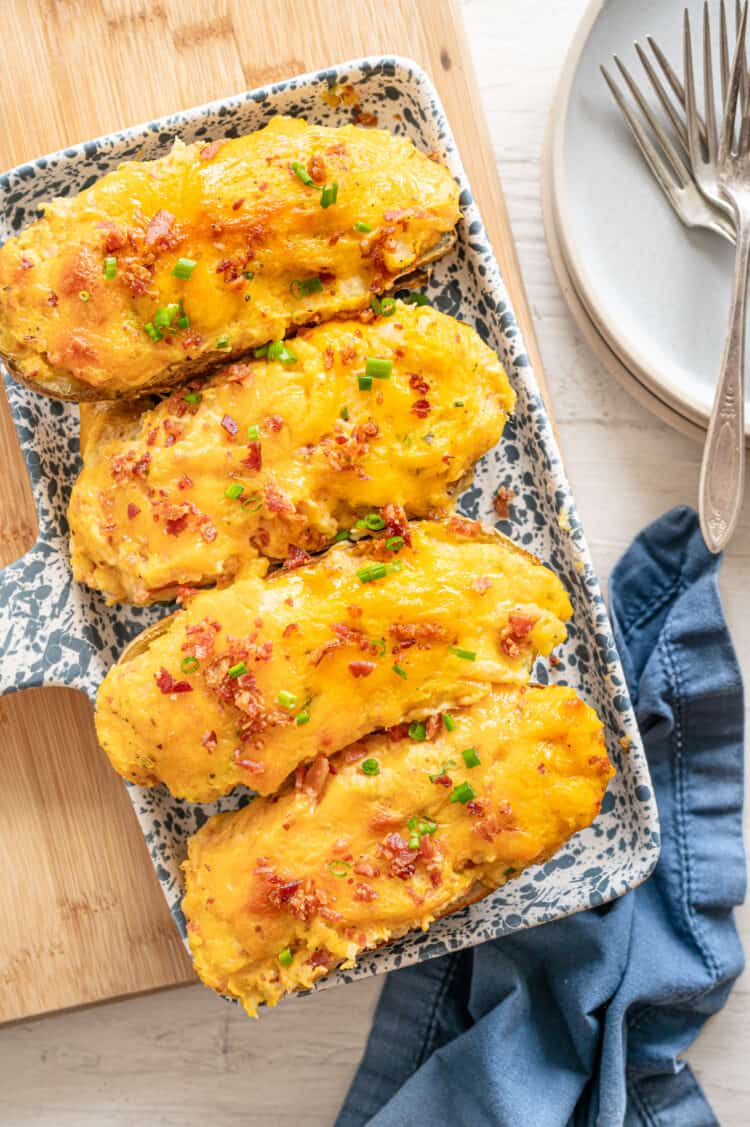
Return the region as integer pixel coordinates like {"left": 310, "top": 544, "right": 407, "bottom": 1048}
{"left": 542, "top": 0, "right": 750, "bottom": 445}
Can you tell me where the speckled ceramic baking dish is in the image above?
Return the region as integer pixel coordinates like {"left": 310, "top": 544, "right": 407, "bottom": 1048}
{"left": 0, "top": 57, "right": 660, "bottom": 999}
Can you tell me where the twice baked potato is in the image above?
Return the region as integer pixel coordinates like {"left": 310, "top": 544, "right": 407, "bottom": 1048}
{"left": 0, "top": 116, "right": 460, "bottom": 400}
{"left": 95, "top": 519, "right": 573, "bottom": 801}
{"left": 69, "top": 303, "right": 515, "bottom": 604}
{"left": 182, "top": 683, "right": 613, "bottom": 1015}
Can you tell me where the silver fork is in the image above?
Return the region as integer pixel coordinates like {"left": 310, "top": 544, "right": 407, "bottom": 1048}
{"left": 601, "top": 56, "right": 735, "bottom": 243}
{"left": 686, "top": 1, "right": 750, "bottom": 551}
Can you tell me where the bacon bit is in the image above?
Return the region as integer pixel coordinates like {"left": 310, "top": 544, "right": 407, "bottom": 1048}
{"left": 321, "top": 346, "right": 336, "bottom": 371}
{"left": 182, "top": 618, "right": 221, "bottom": 659}
{"left": 127, "top": 503, "right": 140, "bottom": 519}
{"left": 347, "top": 605, "right": 363, "bottom": 619}
{"left": 418, "top": 834, "right": 437, "bottom": 861}
{"left": 549, "top": 654, "right": 560, "bottom": 668}
{"left": 389, "top": 621, "right": 451, "bottom": 649}
{"left": 308, "top": 153, "right": 327, "bottom": 183}
{"left": 201, "top": 730, "right": 218, "bottom": 751}
{"left": 433, "top": 774, "right": 452, "bottom": 787}
{"left": 447, "top": 515, "right": 480, "bottom": 538}
{"left": 537, "top": 763, "right": 547, "bottom": 774}
{"left": 282, "top": 622, "right": 299, "bottom": 639}
{"left": 379, "top": 833, "right": 417, "bottom": 880}
{"left": 59, "top": 246, "right": 98, "bottom": 295}
{"left": 353, "top": 860, "right": 381, "bottom": 878}
{"left": 381, "top": 503, "right": 411, "bottom": 546}
{"left": 232, "top": 197, "right": 245, "bottom": 210}
{"left": 200, "top": 518, "right": 218, "bottom": 543}
{"left": 234, "top": 753, "right": 266, "bottom": 773}
{"left": 343, "top": 742, "right": 368, "bottom": 763}
{"left": 387, "top": 722, "right": 410, "bottom": 742}
{"left": 474, "top": 803, "right": 518, "bottom": 842}
{"left": 369, "top": 809, "right": 403, "bottom": 831}
{"left": 409, "top": 372, "right": 429, "bottom": 394}
{"left": 467, "top": 799, "right": 485, "bottom": 817}
{"left": 349, "top": 661, "right": 376, "bottom": 678}
{"left": 103, "top": 228, "right": 127, "bottom": 253}
{"left": 200, "top": 139, "right": 227, "bottom": 161}
{"left": 110, "top": 450, "right": 151, "bottom": 483}
{"left": 493, "top": 486, "right": 515, "bottom": 520}
{"left": 412, "top": 399, "right": 431, "bottom": 418}
{"left": 354, "top": 883, "right": 378, "bottom": 902}
{"left": 47, "top": 292, "right": 59, "bottom": 307}
{"left": 165, "top": 504, "right": 190, "bottom": 536}
{"left": 144, "top": 209, "right": 181, "bottom": 250}
{"left": 182, "top": 330, "right": 203, "bottom": 351}
{"left": 176, "top": 585, "right": 199, "bottom": 604}
{"left": 353, "top": 108, "right": 378, "bottom": 127}
{"left": 155, "top": 667, "right": 193, "bottom": 694}
{"left": 264, "top": 482, "right": 295, "bottom": 515}
{"left": 242, "top": 442, "right": 262, "bottom": 472}
{"left": 302, "top": 755, "right": 330, "bottom": 799}
{"left": 177, "top": 474, "right": 194, "bottom": 491}
{"left": 472, "top": 577, "right": 492, "bottom": 595}
{"left": 500, "top": 612, "right": 538, "bottom": 658}
{"left": 221, "top": 414, "right": 238, "bottom": 437}
{"left": 424, "top": 715, "right": 441, "bottom": 741}
{"left": 20, "top": 255, "right": 33, "bottom": 270}
{"left": 146, "top": 429, "right": 158, "bottom": 446}
{"left": 307, "top": 948, "right": 333, "bottom": 968}
{"left": 265, "top": 414, "right": 284, "bottom": 432}
{"left": 282, "top": 545, "right": 311, "bottom": 571}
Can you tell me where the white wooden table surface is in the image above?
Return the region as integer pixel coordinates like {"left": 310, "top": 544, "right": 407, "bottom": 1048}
{"left": 1, "top": 1, "right": 748, "bottom": 1123}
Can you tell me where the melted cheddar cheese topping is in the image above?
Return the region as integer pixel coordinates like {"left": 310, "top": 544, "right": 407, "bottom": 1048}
{"left": 182, "top": 684, "right": 613, "bottom": 1016}
{"left": 95, "top": 520, "right": 573, "bottom": 802}
{"left": 69, "top": 303, "right": 514, "bottom": 603}
{"left": 0, "top": 117, "right": 460, "bottom": 399}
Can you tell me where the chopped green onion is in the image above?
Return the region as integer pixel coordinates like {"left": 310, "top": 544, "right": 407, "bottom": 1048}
{"left": 144, "top": 322, "right": 161, "bottom": 341}
{"left": 183, "top": 391, "right": 202, "bottom": 406}
{"left": 354, "top": 221, "right": 372, "bottom": 232}
{"left": 361, "top": 758, "right": 380, "bottom": 776}
{"left": 177, "top": 313, "right": 190, "bottom": 330}
{"left": 216, "top": 335, "right": 231, "bottom": 349}
{"left": 267, "top": 340, "right": 297, "bottom": 364}
{"left": 407, "top": 816, "right": 419, "bottom": 831}
{"left": 224, "top": 483, "right": 244, "bottom": 500}
{"left": 180, "top": 656, "right": 199, "bottom": 674}
{"left": 253, "top": 345, "right": 269, "bottom": 359}
{"left": 103, "top": 256, "right": 117, "bottom": 279}
{"left": 320, "top": 181, "right": 339, "bottom": 208}
{"left": 503, "top": 867, "right": 516, "bottom": 877}
{"left": 243, "top": 270, "right": 255, "bottom": 280}
{"left": 392, "top": 663, "right": 407, "bottom": 679}
{"left": 228, "top": 661, "right": 247, "bottom": 678}
{"left": 328, "top": 860, "right": 350, "bottom": 878}
{"left": 408, "top": 833, "right": 420, "bottom": 850}
{"left": 370, "top": 295, "right": 382, "bottom": 314}
{"left": 401, "top": 290, "right": 430, "bottom": 306}
{"left": 79, "top": 290, "right": 91, "bottom": 302}
{"left": 334, "top": 529, "right": 352, "bottom": 542}
{"left": 241, "top": 493, "right": 263, "bottom": 513}
{"left": 408, "top": 721, "right": 426, "bottom": 741}
{"left": 247, "top": 425, "right": 260, "bottom": 441}
{"left": 172, "top": 257, "right": 197, "bottom": 279}
{"left": 462, "top": 747, "right": 481, "bottom": 769}
{"left": 277, "top": 690, "right": 298, "bottom": 709}
{"left": 363, "top": 513, "right": 386, "bottom": 531}
{"left": 358, "top": 375, "right": 373, "bottom": 391}
{"left": 365, "top": 357, "right": 392, "bottom": 380}
{"left": 385, "top": 536, "right": 404, "bottom": 552}
{"left": 296, "top": 709, "right": 311, "bottom": 726}
{"left": 340, "top": 405, "right": 349, "bottom": 420}
{"left": 290, "top": 276, "right": 323, "bottom": 298}
{"left": 419, "top": 818, "right": 437, "bottom": 835}
{"left": 154, "top": 303, "right": 179, "bottom": 329}
{"left": 372, "top": 638, "right": 386, "bottom": 656}
{"left": 454, "top": 399, "right": 465, "bottom": 407}
{"left": 443, "top": 713, "right": 456, "bottom": 733}
{"left": 450, "top": 781, "right": 476, "bottom": 804}
{"left": 356, "top": 563, "right": 387, "bottom": 583}
{"left": 278, "top": 947, "right": 293, "bottom": 966}
{"left": 389, "top": 559, "right": 403, "bottom": 574}
{"left": 292, "top": 161, "right": 314, "bottom": 186}
{"left": 449, "top": 645, "right": 477, "bottom": 661}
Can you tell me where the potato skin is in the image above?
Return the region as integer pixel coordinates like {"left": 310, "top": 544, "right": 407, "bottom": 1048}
{"left": 182, "top": 684, "right": 614, "bottom": 1016}
{"left": 68, "top": 303, "right": 515, "bottom": 604}
{"left": 94, "top": 519, "right": 572, "bottom": 802}
{"left": 0, "top": 117, "right": 460, "bottom": 400}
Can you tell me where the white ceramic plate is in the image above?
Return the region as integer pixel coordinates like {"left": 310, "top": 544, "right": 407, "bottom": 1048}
{"left": 550, "top": 0, "right": 750, "bottom": 436}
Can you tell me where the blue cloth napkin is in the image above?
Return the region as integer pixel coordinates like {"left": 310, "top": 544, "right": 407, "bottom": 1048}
{"left": 336, "top": 507, "right": 745, "bottom": 1127}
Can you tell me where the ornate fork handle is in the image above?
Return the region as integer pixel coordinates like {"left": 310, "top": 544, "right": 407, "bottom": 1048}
{"left": 699, "top": 203, "right": 750, "bottom": 552}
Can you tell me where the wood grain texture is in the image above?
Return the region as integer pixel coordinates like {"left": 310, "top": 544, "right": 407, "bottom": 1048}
{"left": 0, "top": 0, "right": 546, "bottom": 1022}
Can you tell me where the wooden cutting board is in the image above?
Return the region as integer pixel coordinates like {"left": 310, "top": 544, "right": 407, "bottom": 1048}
{"left": 0, "top": 0, "right": 548, "bottom": 1024}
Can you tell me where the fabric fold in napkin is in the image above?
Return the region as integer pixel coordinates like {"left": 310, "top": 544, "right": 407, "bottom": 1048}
{"left": 336, "top": 506, "right": 745, "bottom": 1127}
